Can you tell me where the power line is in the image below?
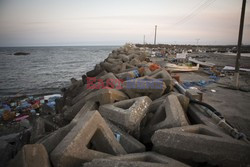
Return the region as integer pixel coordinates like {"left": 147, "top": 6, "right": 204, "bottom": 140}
{"left": 190, "top": 0, "right": 208, "bottom": 11}
{"left": 174, "top": 0, "right": 212, "bottom": 26}
{"left": 174, "top": 0, "right": 216, "bottom": 26}
{"left": 171, "top": 0, "right": 216, "bottom": 27}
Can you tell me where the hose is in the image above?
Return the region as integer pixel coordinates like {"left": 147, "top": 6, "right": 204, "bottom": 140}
{"left": 190, "top": 99, "right": 249, "bottom": 143}
{"left": 189, "top": 99, "right": 223, "bottom": 119}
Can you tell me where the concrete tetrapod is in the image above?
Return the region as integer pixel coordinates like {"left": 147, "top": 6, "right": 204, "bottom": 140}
{"left": 64, "top": 100, "right": 97, "bottom": 122}
{"left": 38, "top": 101, "right": 98, "bottom": 153}
{"left": 122, "top": 76, "right": 166, "bottom": 100}
{"left": 30, "top": 117, "right": 59, "bottom": 143}
{"left": 148, "top": 69, "right": 173, "bottom": 92}
{"left": 0, "top": 140, "right": 15, "bottom": 167}
{"left": 86, "top": 64, "right": 103, "bottom": 77}
{"left": 83, "top": 89, "right": 128, "bottom": 105}
{"left": 152, "top": 124, "right": 250, "bottom": 167}
{"left": 37, "top": 123, "right": 74, "bottom": 154}
{"left": 142, "top": 94, "right": 189, "bottom": 143}
{"left": 83, "top": 152, "right": 189, "bottom": 167}
{"left": 8, "top": 144, "right": 51, "bottom": 167}
{"left": 50, "top": 110, "right": 126, "bottom": 167}
{"left": 71, "top": 85, "right": 97, "bottom": 105}
{"left": 105, "top": 119, "right": 146, "bottom": 153}
{"left": 99, "top": 96, "right": 152, "bottom": 134}
{"left": 115, "top": 70, "right": 140, "bottom": 81}
{"left": 62, "top": 99, "right": 86, "bottom": 122}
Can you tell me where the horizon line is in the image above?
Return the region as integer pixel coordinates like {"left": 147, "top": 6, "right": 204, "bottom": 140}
{"left": 1, "top": 43, "right": 250, "bottom": 48}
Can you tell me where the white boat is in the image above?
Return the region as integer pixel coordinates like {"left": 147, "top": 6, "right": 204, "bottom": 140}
{"left": 165, "top": 63, "right": 199, "bottom": 72}
{"left": 188, "top": 57, "right": 215, "bottom": 67}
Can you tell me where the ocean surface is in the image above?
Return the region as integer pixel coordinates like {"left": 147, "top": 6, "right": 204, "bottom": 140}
{"left": 0, "top": 46, "right": 119, "bottom": 98}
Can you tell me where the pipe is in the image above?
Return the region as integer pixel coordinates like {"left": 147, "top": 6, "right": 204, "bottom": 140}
{"left": 173, "top": 80, "right": 249, "bottom": 143}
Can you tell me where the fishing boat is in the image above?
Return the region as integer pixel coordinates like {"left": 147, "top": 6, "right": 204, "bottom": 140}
{"left": 165, "top": 63, "right": 199, "bottom": 72}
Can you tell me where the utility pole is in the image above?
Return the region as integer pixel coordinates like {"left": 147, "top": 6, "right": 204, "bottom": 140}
{"left": 143, "top": 35, "right": 145, "bottom": 44}
{"left": 234, "top": 0, "right": 246, "bottom": 89}
{"left": 154, "top": 25, "right": 157, "bottom": 45}
{"left": 196, "top": 38, "right": 200, "bottom": 52}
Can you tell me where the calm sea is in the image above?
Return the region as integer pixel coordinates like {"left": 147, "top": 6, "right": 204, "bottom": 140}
{"left": 0, "top": 46, "right": 119, "bottom": 98}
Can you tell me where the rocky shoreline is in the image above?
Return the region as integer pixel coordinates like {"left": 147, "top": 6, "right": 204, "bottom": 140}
{"left": 1, "top": 44, "right": 250, "bottom": 167}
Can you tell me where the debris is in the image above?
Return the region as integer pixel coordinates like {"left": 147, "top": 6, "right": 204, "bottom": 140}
{"left": 14, "top": 115, "right": 29, "bottom": 122}
{"left": 188, "top": 57, "right": 215, "bottom": 67}
{"left": 165, "top": 63, "right": 199, "bottom": 72}
{"left": 149, "top": 63, "right": 160, "bottom": 71}
{"left": 211, "top": 89, "right": 216, "bottom": 93}
{"left": 223, "top": 65, "right": 250, "bottom": 72}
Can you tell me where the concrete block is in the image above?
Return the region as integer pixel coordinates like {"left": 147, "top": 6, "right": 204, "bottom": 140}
{"left": 119, "top": 54, "right": 130, "bottom": 62}
{"left": 120, "top": 63, "right": 136, "bottom": 72}
{"left": 185, "top": 89, "right": 203, "bottom": 101}
{"left": 142, "top": 94, "right": 189, "bottom": 143}
{"left": 0, "top": 130, "right": 31, "bottom": 156}
{"left": 145, "top": 92, "right": 188, "bottom": 115}
{"left": 83, "top": 152, "right": 189, "bottom": 167}
{"left": 63, "top": 79, "right": 85, "bottom": 99}
{"left": 129, "top": 58, "right": 141, "bottom": 66}
{"left": 105, "top": 119, "right": 145, "bottom": 153}
{"left": 128, "top": 53, "right": 146, "bottom": 62}
{"left": 148, "top": 69, "right": 173, "bottom": 92}
{"left": 83, "top": 89, "right": 128, "bottom": 105}
{"left": 86, "top": 64, "right": 104, "bottom": 77}
{"left": 140, "top": 94, "right": 169, "bottom": 130}
{"left": 109, "top": 152, "right": 189, "bottom": 166}
{"left": 30, "top": 118, "right": 45, "bottom": 143}
{"left": 106, "top": 57, "right": 123, "bottom": 64}
{"left": 122, "top": 76, "right": 166, "bottom": 100}
{"left": 71, "top": 101, "right": 97, "bottom": 123}
{"left": 95, "top": 70, "right": 108, "bottom": 77}
{"left": 55, "top": 97, "right": 64, "bottom": 113}
{"left": 120, "top": 67, "right": 138, "bottom": 73}
{"left": 72, "top": 73, "right": 121, "bottom": 104}
{"left": 100, "top": 61, "right": 121, "bottom": 73}
{"left": 30, "top": 117, "right": 59, "bottom": 143}
{"left": 187, "top": 103, "right": 228, "bottom": 134}
{"left": 171, "top": 92, "right": 190, "bottom": 112}
{"left": 63, "top": 99, "right": 86, "bottom": 121}
{"left": 72, "top": 86, "right": 96, "bottom": 105}
{"left": 38, "top": 102, "right": 97, "bottom": 153}
{"left": 152, "top": 124, "right": 250, "bottom": 167}
{"left": 116, "top": 70, "right": 140, "bottom": 81}
{"left": 142, "top": 66, "right": 153, "bottom": 76}
{"left": 50, "top": 110, "right": 126, "bottom": 167}
{"left": 83, "top": 159, "right": 166, "bottom": 167}
{"left": 0, "top": 140, "right": 15, "bottom": 167}
{"left": 97, "top": 72, "right": 122, "bottom": 89}
{"left": 8, "top": 144, "right": 51, "bottom": 167}
{"left": 146, "top": 94, "right": 169, "bottom": 113}
{"left": 82, "top": 74, "right": 87, "bottom": 84}
{"left": 37, "top": 123, "right": 75, "bottom": 154}
{"left": 64, "top": 101, "right": 97, "bottom": 122}
{"left": 99, "top": 96, "right": 152, "bottom": 133}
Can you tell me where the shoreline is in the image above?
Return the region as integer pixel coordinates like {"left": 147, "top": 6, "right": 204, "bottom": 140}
{"left": 1, "top": 44, "right": 250, "bottom": 167}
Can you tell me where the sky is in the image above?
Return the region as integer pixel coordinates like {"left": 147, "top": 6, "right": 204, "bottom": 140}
{"left": 0, "top": 0, "right": 249, "bottom": 46}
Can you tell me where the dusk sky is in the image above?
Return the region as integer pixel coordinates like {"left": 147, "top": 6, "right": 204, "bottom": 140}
{"left": 0, "top": 0, "right": 249, "bottom": 46}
